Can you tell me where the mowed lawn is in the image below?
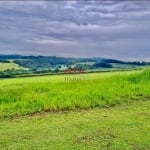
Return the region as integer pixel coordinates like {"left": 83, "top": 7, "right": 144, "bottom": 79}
{"left": 0, "top": 100, "right": 150, "bottom": 150}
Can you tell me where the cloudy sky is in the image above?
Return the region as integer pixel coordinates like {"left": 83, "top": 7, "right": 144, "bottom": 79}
{"left": 0, "top": 0, "right": 150, "bottom": 61}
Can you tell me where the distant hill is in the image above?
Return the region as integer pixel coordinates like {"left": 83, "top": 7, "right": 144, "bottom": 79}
{"left": 0, "top": 54, "right": 150, "bottom": 78}
{"left": 0, "top": 55, "right": 149, "bottom": 68}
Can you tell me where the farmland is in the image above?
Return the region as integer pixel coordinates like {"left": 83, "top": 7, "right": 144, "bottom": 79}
{"left": 0, "top": 62, "right": 20, "bottom": 71}
{"left": 0, "top": 69, "right": 150, "bottom": 149}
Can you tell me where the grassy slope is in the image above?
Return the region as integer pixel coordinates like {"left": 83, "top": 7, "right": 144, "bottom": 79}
{"left": 0, "top": 70, "right": 150, "bottom": 118}
{"left": 0, "top": 62, "right": 20, "bottom": 71}
{"left": 0, "top": 100, "right": 150, "bottom": 150}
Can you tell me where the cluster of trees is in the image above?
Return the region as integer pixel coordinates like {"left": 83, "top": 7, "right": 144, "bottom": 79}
{"left": 0, "top": 68, "right": 62, "bottom": 78}
{"left": 0, "top": 60, "right": 10, "bottom": 63}
{"left": 94, "top": 62, "right": 112, "bottom": 68}
{"left": 73, "top": 62, "right": 112, "bottom": 71}
{"left": 102, "top": 58, "right": 150, "bottom": 66}
{"left": 14, "top": 57, "right": 69, "bottom": 70}
{"left": 0, "top": 69, "right": 28, "bottom": 78}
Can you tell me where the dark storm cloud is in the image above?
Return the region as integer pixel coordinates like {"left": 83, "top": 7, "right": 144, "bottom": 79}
{"left": 0, "top": 1, "right": 150, "bottom": 60}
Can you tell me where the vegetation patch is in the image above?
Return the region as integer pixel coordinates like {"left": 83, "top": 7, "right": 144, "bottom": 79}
{"left": 0, "top": 100, "right": 150, "bottom": 150}
{"left": 0, "top": 69, "right": 150, "bottom": 118}
{"left": 76, "top": 130, "right": 116, "bottom": 149}
{"left": 0, "top": 62, "right": 21, "bottom": 71}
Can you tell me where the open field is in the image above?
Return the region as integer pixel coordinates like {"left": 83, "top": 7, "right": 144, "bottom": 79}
{"left": 0, "top": 69, "right": 150, "bottom": 149}
{"left": 0, "top": 100, "right": 150, "bottom": 150}
{"left": 0, "top": 69, "right": 150, "bottom": 118}
{"left": 0, "top": 62, "right": 20, "bottom": 71}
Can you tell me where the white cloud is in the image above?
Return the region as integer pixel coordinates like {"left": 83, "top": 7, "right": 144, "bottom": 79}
{"left": 27, "top": 37, "right": 78, "bottom": 46}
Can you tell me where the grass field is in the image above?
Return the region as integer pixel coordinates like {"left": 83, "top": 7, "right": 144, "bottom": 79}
{"left": 0, "top": 62, "right": 20, "bottom": 71}
{"left": 0, "top": 69, "right": 150, "bottom": 118}
{"left": 0, "top": 100, "right": 149, "bottom": 150}
{"left": 0, "top": 69, "right": 150, "bottom": 149}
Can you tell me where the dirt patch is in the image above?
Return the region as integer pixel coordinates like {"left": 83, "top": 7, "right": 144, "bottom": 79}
{"left": 75, "top": 129, "right": 116, "bottom": 149}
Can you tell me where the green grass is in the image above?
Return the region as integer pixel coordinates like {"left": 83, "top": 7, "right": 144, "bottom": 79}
{"left": 0, "top": 62, "right": 20, "bottom": 71}
{"left": 0, "top": 69, "right": 150, "bottom": 149}
{"left": 0, "top": 69, "right": 150, "bottom": 118}
{"left": 0, "top": 100, "right": 150, "bottom": 150}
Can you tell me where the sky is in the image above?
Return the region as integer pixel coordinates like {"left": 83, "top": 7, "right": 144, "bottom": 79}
{"left": 0, "top": 0, "right": 150, "bottom": 61}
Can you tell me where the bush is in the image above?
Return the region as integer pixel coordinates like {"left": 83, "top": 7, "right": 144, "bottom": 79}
{"left": 94, "top": 62, "right": 112, "bottom": 68}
